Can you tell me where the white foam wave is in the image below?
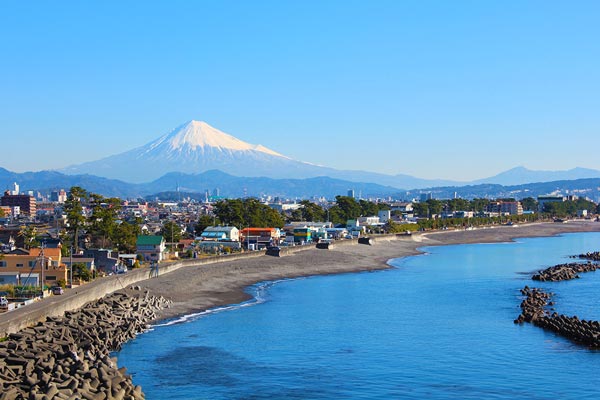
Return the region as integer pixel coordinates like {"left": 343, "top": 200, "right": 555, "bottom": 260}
{"left": 151, "top": 278, "right": 304, "bottom": 328}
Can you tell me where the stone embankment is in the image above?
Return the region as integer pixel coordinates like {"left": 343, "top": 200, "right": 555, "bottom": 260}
{"left": 531, "top": 261, "right": 598, "bottom": 281}
{"left": 0, "top": 287, "right": 171, "bottom": 400}
{"left": 514, "top": 286, "right": 600, "bottom": 348}
{"left": 572, "top": 251, "right": 600, "bottom": 261}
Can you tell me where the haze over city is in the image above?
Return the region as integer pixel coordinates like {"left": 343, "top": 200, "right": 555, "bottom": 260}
{"left": 1, "top": 1, "right": 599, "bottom": 180}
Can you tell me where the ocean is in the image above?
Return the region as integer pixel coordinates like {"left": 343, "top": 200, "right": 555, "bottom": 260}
{"left": 117, "top": 232, "right": 600, "bottom": 399}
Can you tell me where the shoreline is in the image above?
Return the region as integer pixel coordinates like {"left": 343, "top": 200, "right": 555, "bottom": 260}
{"left": 139, "top": 220, "right": 600, "bottom": 322}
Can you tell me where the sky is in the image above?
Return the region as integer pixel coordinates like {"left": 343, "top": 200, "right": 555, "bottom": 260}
{"left": 1, "top": 1, "right": 599, "bottom": 181}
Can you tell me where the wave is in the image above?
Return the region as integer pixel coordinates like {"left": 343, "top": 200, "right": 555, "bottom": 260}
{"left": 152, "top": 278, "right": 306, "bottom": 328}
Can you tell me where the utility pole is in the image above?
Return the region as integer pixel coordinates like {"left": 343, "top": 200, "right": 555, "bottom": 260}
{"left": 39, "top": 242, "right": 45, "bottom": 297}
{"left": 69, "top": 246, "right": 73, "bottom": 288}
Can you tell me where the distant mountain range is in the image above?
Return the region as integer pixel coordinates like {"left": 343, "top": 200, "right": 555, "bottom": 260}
{"left": 0, "top": 168, "right": 397, "bottom": 199}
{"left": 2, "top": 166, "right": 600, "bottom": 202}
{"left": 58, "top": 120, "right": 600, "bottom": 188}
{"left": 471, "top": 166, "right": 600, "bottom": 186}
{"left": 3, "top": 119, "right": 600, "bottom": 199}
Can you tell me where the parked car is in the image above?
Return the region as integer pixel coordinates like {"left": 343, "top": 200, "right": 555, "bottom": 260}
{"left": 51, "top": 286, "right": 64, "bottom": 295}
{"left": 0, "top": 296, "right": 8, "bottom": 309}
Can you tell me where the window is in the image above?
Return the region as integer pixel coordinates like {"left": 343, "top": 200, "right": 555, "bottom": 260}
{"left": 29, "top": 261, "right": 36, "bottom": 267}
{"left": 46, "top": 276, "right": 56, "bottom": 281}
{"left": 0, "top": 261, "right": 6, "bottom": 267}
{"left": 16, "top": 263, "right": 24, "bottom": 268}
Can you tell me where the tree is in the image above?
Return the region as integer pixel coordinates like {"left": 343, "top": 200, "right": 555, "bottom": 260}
{"left": 73, "top": 262, "right": 92, "bottom": 282}
{"left": 0, "top": 208, "right": 4, "bottom": 217}
{"left": 448, "top": 198, "right": 470, "bottom": 212}
{"left": 426, "top": 199, "right": 443, "bottom": 217}
{"left": 334, "top": 196, "right": 362, "bottom": 222}
{"left": 412, "top": 202, "right": 429, "bottom": 218}
{"left": 213, "top": 199, "right": 285, "bottom": 228}
{"left": 112, "top": 221, "right": 140, "bottom": 253}
{"left": 160, "top": 220, "right": 183, "bottom": 244}
{"left": 88, "top": 194, "right": 121, "bottom": 248}
{"left": 470, "top": 198, "right": 490, "bottom": 213}
{"left": 521, "top": 197, "right": 537, "bottom": 212}
{"left": 18, "top": 225, "right": 39, "bottom": 249}
{"left": 299, "top": 200, "right": 325, "bottom": 222}
{"left": 64, "top": 187, "right": 88, "bottom": 253}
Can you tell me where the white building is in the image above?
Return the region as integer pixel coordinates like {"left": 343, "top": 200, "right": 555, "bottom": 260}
{"left": 199, "top": 226, "right": 240, "bottom": 242}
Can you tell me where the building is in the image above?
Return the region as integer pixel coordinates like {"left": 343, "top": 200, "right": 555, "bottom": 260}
{"left": 240, "top": 227, "right": 280, "bottom": 248}
{"left": 293, "top": 227, "right": 312, "bottom": 244}
{"left": 136, "top": 235, "right": 166, "bottom": 262}
{"left": 486, "top": 201, "right": 523, "bottom": 216}
{"left": 83, "top": 249, "right": 119, "bottom": 274}
{"left": 199, "top": 226, "right": 240, "bottom": 242}
{"left": 378, "top": 210, "right": 391, "bottom": 223}
{"left": 348, "top": 189, "right": 355, "bottom": 198}
{"left": 357, "top": 216, "right": 381, "bottom": 226}
{"left": 50, "top": 189, "right": 67, "bottom": 203}
{"left": 420, "top": 193, "right": 432, "bottom": 202}
{"left": 0, "top": 247, "right": 67, "bottom": 286}
{"left": 537, "top": 195, "right": 565, "bottom": 212}
{"left": 1, "top": 191, "right": 36, "bottom": 216}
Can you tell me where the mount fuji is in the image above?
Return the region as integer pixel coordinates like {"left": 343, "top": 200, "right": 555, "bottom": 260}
{"left": 60, "top": 120, "right": 459, "bottom": 188}
{"left": 61, "top": 120, "right": 325, "bottom": 183}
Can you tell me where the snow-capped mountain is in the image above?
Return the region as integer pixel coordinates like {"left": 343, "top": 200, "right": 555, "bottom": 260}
{"left": 61, "top": 120, "right": 467, "bottom": 188}
{"left": 61, "top": 120, "right": 321, "bottom": 183}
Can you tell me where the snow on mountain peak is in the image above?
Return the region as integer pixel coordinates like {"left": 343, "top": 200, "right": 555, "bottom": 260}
{"left": 165, "top": 120, "right": 286, "bottom": 157}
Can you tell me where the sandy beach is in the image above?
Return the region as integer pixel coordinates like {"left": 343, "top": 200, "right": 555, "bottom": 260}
{"left": 140, "top": 221, "right": 600, "bottom": 321}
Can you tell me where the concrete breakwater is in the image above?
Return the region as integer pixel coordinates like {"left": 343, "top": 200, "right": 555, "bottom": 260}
{"left": 531, "top": 261, "right": 598, "bottom": 281}
{"left": 514, "top": 286, "right": 600, "bottom": 348}
{"left": 573, "top": 251, "right": 600, "bottom": 261}
{"left": 0, "top": 287, "right": 171, "bottom": 400}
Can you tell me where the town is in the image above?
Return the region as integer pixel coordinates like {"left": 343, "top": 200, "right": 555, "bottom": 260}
{"left": 1, "top": 181, "right": 598, "bottom": 312}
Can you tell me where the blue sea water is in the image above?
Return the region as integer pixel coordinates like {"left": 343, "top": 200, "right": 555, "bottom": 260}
{"left": 117, "top": 232, "right": 600, "bottom": 399}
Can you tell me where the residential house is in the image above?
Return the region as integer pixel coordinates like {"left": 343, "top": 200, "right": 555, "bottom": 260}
{"left": 200, "top": 226, "right": 240, "bottom": 241}
{"left": 83, "top": 249, "right": 119, "bottom": 274}
{"left": 0, "top": 247, "right": 67, "bottom": 286}
{"left": 136, "top": 235, "right": 166, "bottom": 262}
{"left": 197, "top": 226, "right": 241, "bottom": 251}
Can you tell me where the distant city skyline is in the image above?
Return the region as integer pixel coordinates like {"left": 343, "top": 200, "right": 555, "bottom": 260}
{"left": 1, "top": 1, "right": 599, "bottom": 180}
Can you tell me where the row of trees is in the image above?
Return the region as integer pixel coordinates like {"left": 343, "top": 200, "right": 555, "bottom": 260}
{"left": 194, "top": 196, "right": 389, "bottom": 231}
{"left": 64, "top": 187, "right": 141, "bottom": 254}
{"left": 542, "top": 198, "right": 600, "bottom": 218}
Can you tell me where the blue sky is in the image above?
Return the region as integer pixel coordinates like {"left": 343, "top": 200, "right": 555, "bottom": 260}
{"left": 1, "top": 1, "right": 599, "bottom": 180}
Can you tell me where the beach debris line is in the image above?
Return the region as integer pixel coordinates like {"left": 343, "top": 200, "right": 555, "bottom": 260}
{"left": 0, "top": 287, "right": 172, "bottom": 400}
{"left": 514, "top": 286, "right": 600, "bottom": 349}
{"left": 531, "top": 261, "right": 598, "bottom": 281}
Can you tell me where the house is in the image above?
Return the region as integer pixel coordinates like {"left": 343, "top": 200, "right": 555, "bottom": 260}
{"left": 0, "top": 247, "right": 67, "bottom": 286}
{"left": 200, "top": 226, "right": 240, "bottom": 242}
{"left": 240, "top": 227, "right": 280, "bottom": 248}
{"left": 197, "top": 226, "right": 241, "bottom": 251}
{"left": 83, "top": 249, "right": 119, "bottom": 274}
{"left": 136, "top": 235, "right": 166, "bottom": 262}
{"left": 63, "top": 256, "right": 96, "bottom": 275}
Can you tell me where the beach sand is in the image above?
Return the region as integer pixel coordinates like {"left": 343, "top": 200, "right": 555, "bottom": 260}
{"left": 139, "top": 221, "right": 600, "bottom": 321}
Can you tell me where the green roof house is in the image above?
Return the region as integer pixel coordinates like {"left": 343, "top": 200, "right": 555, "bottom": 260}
{"left": 136, "top": 235, "right": 166, "bottom": 262}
